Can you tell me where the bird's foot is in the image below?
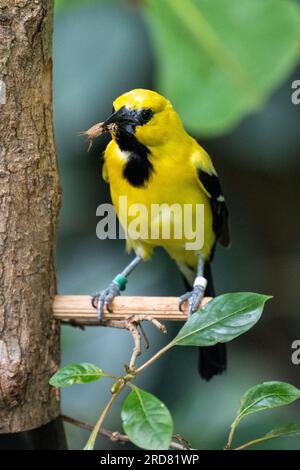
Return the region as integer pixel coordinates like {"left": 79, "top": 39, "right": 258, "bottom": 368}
{"left": 92, "top": 282, "right": 121, "bottom": 321}
{"left": 179, "top": 276, "right": 207, "bottom": 318}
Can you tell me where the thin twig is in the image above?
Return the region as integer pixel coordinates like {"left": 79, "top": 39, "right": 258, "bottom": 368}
{"left": 173, "top": 434, "right": 192, "bottom": 450}
{"left": 61, "top": 414, "right": 129, "bottom": 444}
{"left": 126, "top": 315, "right": 167, "bottom": 369}
{"left": 84, "top": 386, "right": 125, "bottom": 450}
{"left": 138, "top": 322, "right": 149, "bottom": 349}
{"left": 127, "top": 322, "right": 141, "bottom": 370}
{"left": 127, "top": 314, "right": 167, "bottom": 334}
{"left": 62, "top": 414, "right": 190, "bottom": 450}
{"left": 100, "top": 315, "right": 167, "bottom": 371}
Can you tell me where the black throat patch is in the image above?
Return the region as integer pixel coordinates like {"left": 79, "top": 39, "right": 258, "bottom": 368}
{"left": 116, "top": 130, "right": 154, "bottom": 188}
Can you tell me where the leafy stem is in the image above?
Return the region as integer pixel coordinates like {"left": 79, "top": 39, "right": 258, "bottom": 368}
{"left": 84, "top": 382, "right": 126, "bottom": 450}
{"left": 225, "top": 417, "right": 240, "bottom": 450}
{"left": 82, "top": 318, "right": 173, "bottom": 450}
{"left": 50, "top": 292, "right": 276, "bottom": 450}
{"left": 234, "top": 435, "right": 274, "bottom": 451}
{"left": 83, "top": 337, "right": 175, "bottom": 449}
{"left": 134, "top": 342, "right": 173, "bottom": 375}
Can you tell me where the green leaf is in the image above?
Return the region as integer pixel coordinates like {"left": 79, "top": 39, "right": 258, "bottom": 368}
{"left": 121, "top": 387, "right": 173, "bottom": 450}
{"left": 265, "top": 424, "right": 300, "bottom": 440}
{"left": 146, "top": 0, "right": 300, "bottom": 135}
{"left": 235, "top": 423, "right": 300, "bottom": 449}
{"left": 236, "top": 381, "right": 300, "bottom": 422}
{"left": 173, "top": 292, "right": 271, "bottom": 347}
{"left": 49, "top": 363, "right": 106, "bottom": 387}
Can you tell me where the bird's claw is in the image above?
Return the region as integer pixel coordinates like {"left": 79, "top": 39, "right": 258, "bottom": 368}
{"left": 179, "top": 285, "right": 205, "bottom": 317}
{"left": 179, "top": 291, "right": 192, "bottom": 312}
{"left": 92, "top": 282, "right": 121, "bottom": 321}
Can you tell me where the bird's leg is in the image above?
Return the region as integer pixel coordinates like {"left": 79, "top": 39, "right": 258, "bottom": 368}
{"left": 179, "top": 255, "right": 207, "bottom": 317}
{"left": 92, "top": 255, "right": 142, "bottom": 321}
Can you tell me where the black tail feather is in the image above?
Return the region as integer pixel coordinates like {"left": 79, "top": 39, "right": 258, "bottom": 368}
{"left": 182, "top": 263, "right": 227, "bottom": 380}
{"left": 199, "top": 263, "right": 226, "bottom": 380}
{"left": 198, "top": 341, "right": 227, "bottom": 380}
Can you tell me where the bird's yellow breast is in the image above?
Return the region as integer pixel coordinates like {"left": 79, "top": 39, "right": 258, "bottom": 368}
{"left": 103, "top": 138, "right": 215, "bottom": 267}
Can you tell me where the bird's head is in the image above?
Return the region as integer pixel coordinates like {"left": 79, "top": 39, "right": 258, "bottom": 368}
{"left": 107, "top": 89, "right": 185, "bottom": 147}
{"left": 83, "top": 89, "right": 185, "bottom": 150}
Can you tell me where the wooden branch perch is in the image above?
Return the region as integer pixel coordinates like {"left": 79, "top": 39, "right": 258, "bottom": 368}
{"left": 53, "top": 295, "right": 212, "bottom": 325}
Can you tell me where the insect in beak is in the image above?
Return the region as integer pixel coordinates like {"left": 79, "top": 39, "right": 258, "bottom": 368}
{"left": 80, "top": 120, "right": 117, "bottom": 152}
{"left": 80, "top": 107, "right": 136, "bottom": 151}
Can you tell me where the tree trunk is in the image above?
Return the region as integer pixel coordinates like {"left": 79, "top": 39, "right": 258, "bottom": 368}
{"left": 0, "top": 0, "right": 63, "bottom": 441}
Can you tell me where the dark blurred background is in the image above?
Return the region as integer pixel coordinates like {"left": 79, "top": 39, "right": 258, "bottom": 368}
{"left": 53, "top": 0, "right": 300, "bottom": 449}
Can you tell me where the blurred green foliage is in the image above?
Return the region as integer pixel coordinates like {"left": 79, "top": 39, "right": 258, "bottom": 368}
{"left": 146, "top": 0, "right": 300, "bottom": 135}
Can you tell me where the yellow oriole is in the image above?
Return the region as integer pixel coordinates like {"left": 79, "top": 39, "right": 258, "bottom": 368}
{"left": 87, "top": 89, "right": 230, "bottom": 379}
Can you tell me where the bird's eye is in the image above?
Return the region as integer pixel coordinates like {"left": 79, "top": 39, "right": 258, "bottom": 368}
{"left": 140, "top": 109, "right": 153, "bottom": 123}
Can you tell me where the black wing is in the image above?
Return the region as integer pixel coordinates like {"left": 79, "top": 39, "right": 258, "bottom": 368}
{"left": 197, "top": 169, "right": 230, "bottom": 247}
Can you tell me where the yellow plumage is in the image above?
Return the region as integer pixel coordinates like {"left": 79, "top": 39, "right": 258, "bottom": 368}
{"left": 102, "top": 89, "right": 219, "bottom": 272}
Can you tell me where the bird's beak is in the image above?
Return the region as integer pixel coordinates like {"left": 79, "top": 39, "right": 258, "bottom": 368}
{"left": 102, "top": 106, "right": 137, "bottom": 131}
{"left": 81, "top": 107, "right": 136, "bottom": 151}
